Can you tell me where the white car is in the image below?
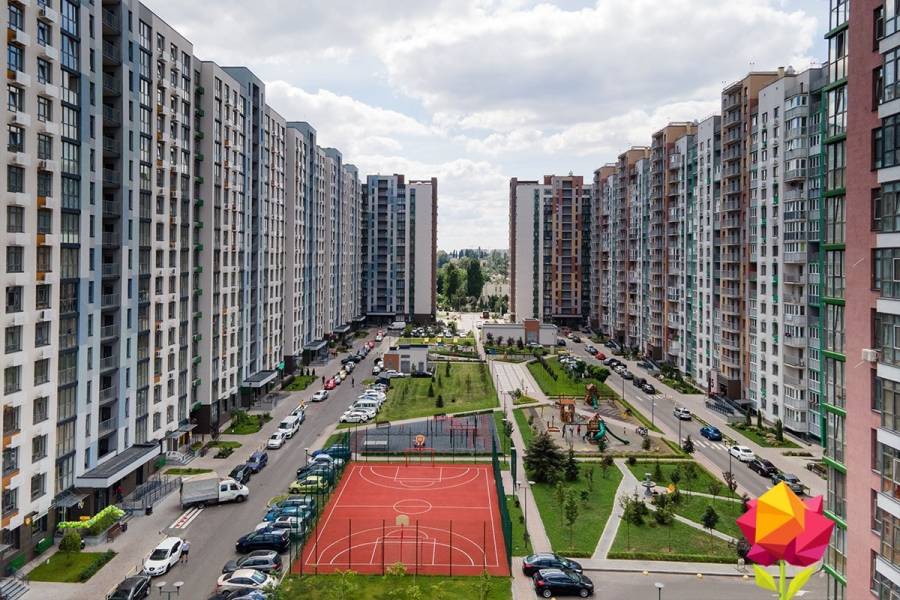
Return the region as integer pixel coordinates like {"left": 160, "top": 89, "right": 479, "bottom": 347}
{"left": 255, "top": 515, "right": 306, "bottom": 533}
{"left": 359, "top": 390, "right": 386, "bottom": 401}
{"left": 312, "top": 454, "right": 344, "bottom": 468}
{"left": 372, "top": 366, "right": 382, "bottom": 376}
{"left": 345, "top": 362, "right": 355, "bottom": 373}
{"left": 673, "top": 407, "right": 692, "bottom": 420}
{"left": 375, "top": 334, "right": 384, "bottom": 342}
{"left": 143, "top": 537, "right": 184, "bottom": 576}
{"left": 267, "top": 431, "right": 287, "bottom": 449}
{"left": 290, "top": 406, "right": 306, "bottom": 420}
{"left": 216, "top": 569, "right": 277, "bottom": 593}
{"left": 349, "top": 405, "right": 377, "bottom": 419}
{"left": 311, "top": 390, "right": 328, "bottom": 402}
{"left": 340, "top": 410, "right": 370, "bottom": 423}
{"left": 729, "top": 445, "right": 756, "bottom": 462}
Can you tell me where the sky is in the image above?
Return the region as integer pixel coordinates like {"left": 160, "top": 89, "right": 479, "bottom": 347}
{"left": 146, "top": 0, "right": 827, "bottom": 251}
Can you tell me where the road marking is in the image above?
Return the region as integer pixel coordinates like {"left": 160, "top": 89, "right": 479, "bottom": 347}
{"left": 170, "top": 506, "right": 203, "bottom": 530}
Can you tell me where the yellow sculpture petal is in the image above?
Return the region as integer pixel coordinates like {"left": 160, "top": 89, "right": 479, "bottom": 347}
{"left": 755, "top": 483, "right": 806, "bottom": 545}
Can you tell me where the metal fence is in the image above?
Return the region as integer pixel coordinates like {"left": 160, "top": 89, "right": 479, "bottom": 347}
{"left": 491, "top": 435, "right": 513, "bottom": 572}
{"left": 347, "top": 412, "right": 499, "bottom": 458}
{"left": 121, "top": 474, "right": 180, "bottom": 514}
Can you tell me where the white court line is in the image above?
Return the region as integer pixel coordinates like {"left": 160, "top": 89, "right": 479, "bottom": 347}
{"left": 483, "top": 467, "right": 499, "bottom": 566}
{"left": 308, "top": 462, "right": 360, "bottom": 560}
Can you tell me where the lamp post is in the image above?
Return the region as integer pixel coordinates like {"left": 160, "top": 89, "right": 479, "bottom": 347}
{"left": 304, "top": 448, "right": 310, "bottom": 467}
{"left": 156, "top": 581, "right": 183, "bottom": 600}
{"left": 651, "top": 395, "right": 655, "bottom": 427}
{"left": 655, "top": 582, "right": 664, "bottom": 600}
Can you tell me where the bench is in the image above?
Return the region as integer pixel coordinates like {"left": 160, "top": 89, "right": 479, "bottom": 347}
{"left": 106, "top": 522, "right": 124, "bottom": 542}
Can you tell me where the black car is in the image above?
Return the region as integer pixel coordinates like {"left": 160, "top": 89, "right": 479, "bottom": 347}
{"left": 222, "top": 549, "right": 283, "bottom": 574}
{"left": 641, "top": 382, "right": 656, "bottom": 394}
{"left": 235, "top": 529, "right": 290, "bottom": 554}
{"left": 109, "top": 575, "right": 151, "bottom": 600}
{"left": 522, "top": 553, "right": 583, "bottom": 576}
{"left": 229, "top": 464, "right": 253, "bottom": 484}
{"left": 632, "top": 376, "right": 646, "bottom": 388}
{"left": 532, "top": 569, "right": 594, "bottom": 598}
{"left": 748, "top": 458, "right": 778, "bottom": 477}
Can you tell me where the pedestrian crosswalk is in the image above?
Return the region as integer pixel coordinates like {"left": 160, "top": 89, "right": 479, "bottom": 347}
{"left": 689, "top": 439, "right": 730, "bottom": 451}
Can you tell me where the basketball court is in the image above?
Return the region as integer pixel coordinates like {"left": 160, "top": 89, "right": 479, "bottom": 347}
{"left": 296, "top": 462, "right": 510, "bottom": 576}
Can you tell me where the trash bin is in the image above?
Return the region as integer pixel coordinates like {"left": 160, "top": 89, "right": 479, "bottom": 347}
{"left": 145, "top": 505, "right": 153, "bottom": 516}
{"left": 121, "top": 522, "right": 128, "bottom": 533}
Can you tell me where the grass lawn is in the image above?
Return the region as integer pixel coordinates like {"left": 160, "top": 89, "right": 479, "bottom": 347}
{"left": 378, "top": 363, "right": 498, "bottom": 421}
{"left": 506, "top": 495, "right": 534, "bottom": 556}
{"left": 670, "top": 493, "right": 744, "bottom": 540}
{"left": 280, "top": 574, "right": 511, "bottom": 599}
{"left": 323, "top": 431, "right": 351, "bottom": 448}
{"left": 164, "top": 467, "right": 213, "bottom": 476}
{"left": 608, "top": 518, "right": 737, "bottom": 562}
{"left": 493, "top": 412, "right": 512, "bottom": 454}
{"left": 513, "top": 395, "right": 539, "bottom": 406}
{"left": 625, "top": 461, "right": 738, "bottom": 498}
{"left": 527, "top": 358, "right": 617, "bottom": 399}
{"left": 285, "top": 375, "right": 316, "bottom": 392}
{"left": 660, "top": 376, "right": 703, "bottom": 395}
{"left": 731, "top": 423, "right": 801, "bottom": 449}
{"left": 531, "top": 463, "right": 623, "bottom": 557}
{"left": 28, "top": 551, "right": 116, "bottom": 583}
{"left": 206, "top": 440, "right": 241, "bottom": 449}
{"left": 513, "top": 408, "right": 535, "bottom": 447}
{"left": 224, "top": 412, "right": 272, "bottom": 435}
{"left": 399, "top": 336, "right": 476, "bottom": 346}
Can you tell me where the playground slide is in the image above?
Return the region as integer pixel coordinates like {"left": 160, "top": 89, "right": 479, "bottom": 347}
{"left": 592, "top": 420, "right": 630, "bottom": 445}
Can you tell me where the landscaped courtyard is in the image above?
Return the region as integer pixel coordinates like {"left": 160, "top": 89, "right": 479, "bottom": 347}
{"left": 377, "top": 362, "right": 499, "bottom": 421}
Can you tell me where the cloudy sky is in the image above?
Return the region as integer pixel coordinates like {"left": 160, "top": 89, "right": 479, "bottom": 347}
{"left": 147, "top": 0, "right": 826, "bottom": 251}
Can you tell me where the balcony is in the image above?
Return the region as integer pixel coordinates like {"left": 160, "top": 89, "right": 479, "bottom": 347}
{"left": 100, "top": 385, "right": 117, "bottom": 403}
{"left": 103, "top": 199, "right": 121, "bottom": 217}
{"left": 99, "top": 355, "right": 119, "bottom": 372}
{"left": 783, "top": 333, "right": 806, "bottom": 348}
{"left": 99, "top": 416, "right": 118, "bottom": 436}
{"left": 784, "top": 352, "right": 805, "bottom": 369}
{"left": 102, "top": 169, "right": 120, "bottom": 188}
{"left": 58, "top": 366, "right": 77, "bottom": 385}
{"left": 101, "top": 292, "right": 119, "bottom": 308}
{"left": 784, "top": 168, "right": 806, "bottom": 182}
{"left": 100, "top": 324, "right": 118, "bottom": 340}
{"left": 102, "top": 231, "right": 120, "bottom": 247}
{"left": 102, "top": 75, "right": 121, "bottom": 97}
{"left": 101, "top": 8, "right": 120, "bottom": 34}
{"left": 102, "top": 40, "right": 120, "bottom": 65}
{"left": 102, "top": 105, "right": 120, "bottom": 127}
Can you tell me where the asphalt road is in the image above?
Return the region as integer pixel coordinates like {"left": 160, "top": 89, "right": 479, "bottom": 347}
{"left": 166, "top": 334, "right": 390, "bottom": 599}
{"left": 574, "top": 570, "right": 826, "bottom": 599}
{"left": 563, "top": 342, "right": 785, "bottom": 499}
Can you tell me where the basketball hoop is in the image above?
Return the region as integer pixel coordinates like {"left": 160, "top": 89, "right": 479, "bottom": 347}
{"left": 395, "top": 514, "right": 410, "bottom": 527}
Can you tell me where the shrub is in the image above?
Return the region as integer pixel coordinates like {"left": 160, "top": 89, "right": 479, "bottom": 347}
{"left": 77, "top": 550, "right": 115, "bottom": 582}
{"left": 642, "top": 437, "right": 652, "bottom": 451}
{"left": 436, "top": 395, "right": 444, "bottom": 409}
{"left": 524, "top": 432, "right": 566, "bottom": 484}
{"left": 59, "top": 530, "right": 82, "bottom": 553}
{"left": 625, "top": 455, "right": 637, "bottom": 466}
{"left": 58, "top": 505, "right": 124, "bottom": 535}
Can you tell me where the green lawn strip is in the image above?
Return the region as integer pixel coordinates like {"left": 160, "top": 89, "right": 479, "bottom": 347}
{"left": 660, "top": 376, "right": 703, "bottom": 395}
{"left": 322, "top": 431, "right": 351, "bottom": 448}
{"left": 513, "top": 408, "right": 535, "bottom": 447}
{"left": 399, "top": 337, "right": 476, "bottom": 347}
{"left": 625, "top": 461, "right": 739, "bottom": 499}
{"left": 506, "top": 495, "right": 533, "bottom": 556}
{"left": 669, "top": 493, "right": 744, "bottom": 539}
{"left": 284, "top": 375, "right": 316, "bottom": 392}
{"left": 513, "top": 395, "right": 540, "bottom": 406}
{"left": 493, "top": 411, "right": 511, "bottom": 454}
{"left": 164, "top": 467, "right": 213, "bottom": 476}
{"left": 526, "top": 358, "right": 617, "bottom": 399}
{"left": 730, "top": 424, "right": 801, "bottom": 449}
{"left": 608, "top": 518, "right": 737, "bottom": 563}
{"left": 280, "top": 574, "right": 511, "bottom": 599}
{"left": 377, "top": 363, "right": 498, "bottom": 422}
{"left": 224, "top": 413, "right": 272, "bottom": 435}
{"left": 27, "top": 551, "right": 116, "bottom": 582}
{"left": 530, "top": 463, "right": 623, "bottom": 557}
{"left": 206, "top": 440, "right": 241, "bottom": 449}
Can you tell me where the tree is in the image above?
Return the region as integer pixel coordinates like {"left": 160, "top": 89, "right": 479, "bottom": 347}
{"left": 595, "top": 433, "right": 608, "bottom": 453}
{"left": 436, "top": 395, "right": 444, "bottom": 409}
{"left": 564, "top": 448, "right": 580, "bottom": 482}
{"left": 600, "top": 455, "right": 614, "bottom": 479}
{"left": 756, "top": 410, "right": 763, "bottom": 429}
{"left": 554, "top": 482, "right": 566, "bottom": 526}
{"left": 437, "top": 250, "right": 450, "bottom": 269}
{"left": 723, "top": 471, "right": 739, "bottom": 497}
{"left": 465, "top": 258, "right": 485, "bottom": 299}
{"left": 669, "top": 468, "right": 682, "bottom": 490}
{"left": 60, "top": 530, "right": 81, "bottom": 553}
{"left": 332, "top": 569, "right": 359, "bottom": 600}
{"left": 444, "top": 263, "right": 462, "bottom": 300}
{"left": 472, "top": 570, "right": 493, "bottom": 600}
{"left": 445, "top": 361, "right": 451, "bottom": 376}
{"left": 682, "top": 434, "right": 695, "bottom": 454}
{"left": 427, "top": 383, "right": 434, "bottom": 397}
{"left": 523, "top": 432, "right": 566, "bottom": 484}
{"left": 642, "top": 436, "right": 652, "bottom": 451}
{"left": 563, "top": 489, "right": 580, "bottom": 547}
{"left": 653, "top": 460, "right": 663, "bottom": 483}
{"left": 682, "top": 462, "right": 697, "bottom": 489}
{"left": 701, "top": 505, "right": 719, "bottom": 532}
{"left": 707, "top": 480, "right": 722, "bottom": 505}
{"left": 774, "top": 419, "right": 784, "bottom": 442}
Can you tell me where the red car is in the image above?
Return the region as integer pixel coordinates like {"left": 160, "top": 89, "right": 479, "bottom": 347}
{"left": 595, "top": 351, "right": 606, "bottom": 360}
{"left": 366, "top": 341, "right": 375, "bottom": 350}
{"left": 324, "top": 379, "right": 336, "bottom": 390}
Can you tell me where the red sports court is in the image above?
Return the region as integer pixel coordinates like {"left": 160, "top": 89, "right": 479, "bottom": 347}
{"left": 296, "top": 462, "right": 509, "bottom": 576}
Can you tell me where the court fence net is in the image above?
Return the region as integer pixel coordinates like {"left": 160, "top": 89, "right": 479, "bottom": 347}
{"left": 491, "top": 434, "right": 513, "bottom": 573}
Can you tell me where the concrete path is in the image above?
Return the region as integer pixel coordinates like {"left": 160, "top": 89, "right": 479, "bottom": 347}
{"left": 592, "top": 460, "right": 632, "bottom": 559}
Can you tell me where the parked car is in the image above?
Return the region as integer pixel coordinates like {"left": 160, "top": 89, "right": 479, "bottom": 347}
{"left": 341, "top": 356, "right": 356, "bottom": 365}
{"left": 620, "top": 370, "right": 634, "bottom": 380}
{"left": 311, "top": 390, "right": 328, "bottom": 403}
{"left": 585, "top": 345, "right": 597, "bottom": 355}
{"left": 229, "top": 464, "right": 253, "bottom": 485}
{"left": 109, "top": 575, "right": 152, "bottom": 600}
{"left": 143, "top": 537, "right": 184, "bottom": 576}
{"left": 340, "top": 410, "right": 370, "bottom": 423}
{"left": 278, "top": 415, "right": 302, "bottom": 439}
{"left": 263, "top": 503, "right": 314, "bottom": 523}
{"left": 267, "top": 432, "right": 286, "bottom": 449}
{"left": 270, "top": 495, "right": 317, "bottom": 514}
{"left": 673, "top": 407, "right": 692, "bottom": 420}
{"left": 729, "top": 445, "right": 756, "bottom": 462}
{"left": 699, "top": 426, "right": 723, "bottom": 441}
{"left": 772, "top": 472, "right": 805, "bottom": 494}
{"left": 640, "top": 382, "right": 656, "bottom": 394}
{"left": 317, "top": 444, "right": 351, "bottom": 460}
{"left": 290, "top": 406, "right": 306, "bottom": 421}
{"left": 288, "top": 475, "right": 329, "bottom": 494}
{"left": 222, "top": 550, "right": 283, "bottom": 575}
{"left": 532, "top": 568, "right": 594, "bottom": 598}
{"left": 594, "top": 351, "right": 606, "bottom": 360}
{"left": 255, "top": 516, "right": 307, "bottom": 539}
{"left": 324, "top": 379, "right": 336, "bottom": 390}
{"left": 521, "top": 553, "right": 583, "bottom": 576}
{"left": 632, "top": 376, "right": 646, "bottom": 388}
{"left": 570, "top": 334, "right": 581, "bottom": 343}
{"left": 207, "top": 592, "right": 266, "bottom": 600}
{"left": 372, "top": 366, "right": 383, "bottom": 375}
{"left": 216, "top": 569, "right": 277, "bottom": 594}
{"left": 246, "top": 451, "right": 268, "bottom": 473}
{"left": 235, "top": 529, "right": 290, "bottom": 554}
{"left": 748, "top": 458, "right": 778, "bottom": 477}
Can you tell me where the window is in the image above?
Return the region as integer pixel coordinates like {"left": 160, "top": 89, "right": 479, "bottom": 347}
{"left": 37, "top": 96, "right": 51, "bottom": 123}
{"left": 5, "top": 287, "right": 22, "bottom": 313}
{"left": 37, "top": 21, "right": 50, "bottom": 47}
{"left": 37, "top": 134, "right": 52, "bottom": 160}
{"left": 33, "top": 397, "right": 48, "bottom": 424}
{"left": 6, "top": 207, "right": 23, "bottom": 234}
{"left": 35, "top": 285, "right": 50, "bottom": 310}
{"left": 4, "top": 366, "right": 20, "bottom": 395}
{"left": 4, "top": 327, "right": 20, "bottom": 354}
{"left": 31, "top": 435, "right": 46, "bottom": 461}
{"left": 825, "top": 357, "right": 845, "bottom": 409}
{"left": 37, "top": 172, "right": 52, "bottom": 198}
{"left": 30, "top": 473, "right": 45, "bottom": 501}
{"left": 6, "top": 247, "right": 23, "bottom": 274}
{"left": 36, "top": 58, "right": 51, "bottom": 85}
{"left": 825, "top": 304, "right": 845, "bottom": 354}
{"left": 34, "top": 322, "right": 49, "bottom": 347}
{"left": 7, "top": 45, "right": 23, "bottom": 73}
{"left": 37, "top": 209, "right": 52, "bottom": 235}
{"left": 825, "top": 251, "right": 845, "bottom": 299}
{"left": 8, "top": 4, "right": 23, "bottom": 30}
{"left": 33, "top": 359, "right": 49, "bottom": 386}
{"left": 6, "top": 166, "right": 23, "bottom": 193}
{"left": 7, "top": 124, "right": 23, "bottom": 152}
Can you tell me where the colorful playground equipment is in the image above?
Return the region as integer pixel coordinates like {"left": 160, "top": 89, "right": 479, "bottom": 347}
{"left": 585, "top": 415, "right": 630, "bottom": 445}
{"left": 585, "top": 384, "right": 600, "bottom": 409}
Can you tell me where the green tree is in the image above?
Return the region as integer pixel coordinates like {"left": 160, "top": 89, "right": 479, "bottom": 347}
{"left": 707, "top": 480, "right": 722, "bottom": 505}
{"left": 472, "top": 570, "right": 493, "bottom": 600}
{"left": 444, "top": 263, "right": 462, "bottom": 300}
{"left": 332, "top": 570, "right": 359, "bottom": 600}
{"left": 774, "top": 419, "right": 784, "bottom": 442}
{"left": 564, "top": 448, "right": 580, "bottom": 482}
{"left": 523, "top": 432, "right": 566, "bottom": 484}
{"left": 669, "top": 468, "right": 682, "bottom": 489}
{"left": 563, "top": 489, "right": 580, "bottom": 547}
{"left": 600, "top": 455, "right": 614, "bottom": 479}
{"left": 554, "top": 482, "right": 566, "bottom": 526}
{"left": 682, "top": 435, "right": 695, "bottom": 454}
{"left": 60, "top": 530, "right": 82, "bottom": 553}
{"left": 701, "top": 505, "right": 720, "bottom": 532}
{"left": 465, "top": 258, "right": 485, "bottom": 299}
{"left": 437, "top": 250, "right": 450, "bottom": 269}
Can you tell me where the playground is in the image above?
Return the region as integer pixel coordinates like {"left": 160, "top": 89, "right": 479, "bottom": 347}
{"left": 296, "top": 463, "right": 510, "bottom": 576}
{"left": 521, "top": 384, "right": 676, "bottom": 455}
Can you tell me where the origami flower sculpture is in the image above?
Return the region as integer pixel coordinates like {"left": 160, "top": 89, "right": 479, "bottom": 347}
{"left": 737, "top": 482, "right": 834, "bottom": 600}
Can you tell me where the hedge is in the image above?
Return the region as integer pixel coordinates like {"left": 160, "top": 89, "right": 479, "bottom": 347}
{"left": 57, "top": 505, "right": 124, "bottom": 536}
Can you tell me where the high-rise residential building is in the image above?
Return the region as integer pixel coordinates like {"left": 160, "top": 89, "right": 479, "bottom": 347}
{"left": 509, "top": 176, "right": 591, "bottom": 324}
{"left": 362, "top": 175, "right": 438, "bottom": 323}
{"left": 668, "top": 130, "right": 698, "bottom": 376}
{"left": 750, "top": 67, "right": 827, "bottom": 438}
{"left": 589, "top": 165, "right": 616, "bottom": 334}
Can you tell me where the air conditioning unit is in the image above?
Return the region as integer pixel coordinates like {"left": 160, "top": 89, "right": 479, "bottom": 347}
{"left": 862, "top": 348, "right": 879, "bottom": 363}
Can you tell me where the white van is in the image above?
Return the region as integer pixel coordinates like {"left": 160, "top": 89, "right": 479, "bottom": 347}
{"left": 353, "top": 399, "right": 380, "bottom": 413}
{"left": 388, "top": 321, "right": 406, "bottom": 331}
{"left": 278, "top": 415, "right": 301, "bottom": 439}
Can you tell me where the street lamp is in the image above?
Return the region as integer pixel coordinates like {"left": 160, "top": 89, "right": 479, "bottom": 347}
{"left": 304, "top": 448, "right": 310, "bottom": 467}
{"left": 654, "top": 582, "right": 664, "bottom": 600}
{"left": 651, "top": 396, "right": 655, "bottom": 427}
{"left": 156, "top": 581, "right": 184, "bottom": 600}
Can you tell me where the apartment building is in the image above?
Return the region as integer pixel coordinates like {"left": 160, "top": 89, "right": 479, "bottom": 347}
{"left": 589, "top": 165, "right": 616, "bottom": 333}
{"left": 362, "top": 175, "right": 438, "bottom": 323}
{"left": 509, "top": 176, "right": 591, "bottom": 324}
